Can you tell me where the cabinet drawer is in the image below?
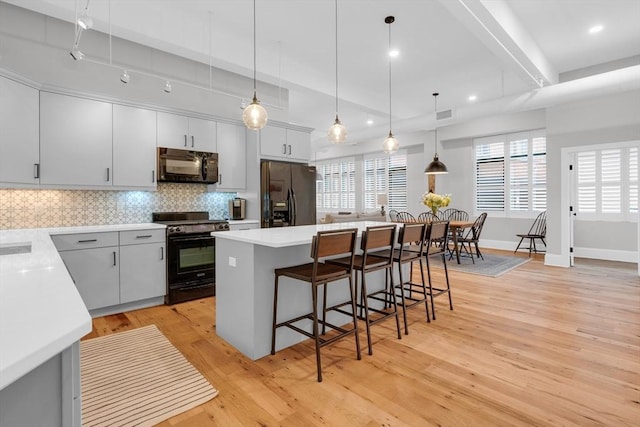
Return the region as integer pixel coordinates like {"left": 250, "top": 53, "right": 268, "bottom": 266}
{"left": 52, "top": 232, "right": 119, "bottom": 251}
{"left": 119, "top": 229, "right": 166, "bottom": 245}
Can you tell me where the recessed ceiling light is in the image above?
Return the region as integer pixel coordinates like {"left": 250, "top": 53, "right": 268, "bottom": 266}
{"left": 589, "top": 25, "right": 603, "bottom": 34}
{"left": 389, "top": 49, "right": 399, "bottom": 58}
{"left": 468, "top": 95, "right": 477, "bottom": 102}
{"left": 367, "top": 118, "right": 374, "bottom": 125}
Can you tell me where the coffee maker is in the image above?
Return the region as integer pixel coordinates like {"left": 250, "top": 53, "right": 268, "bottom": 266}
{"left": 229, "top": 198, "right": 246, "bottom": 220}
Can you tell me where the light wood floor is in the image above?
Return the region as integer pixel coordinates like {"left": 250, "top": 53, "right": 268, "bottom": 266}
{"left": 85, "top": 250, "right": 640, "bottom": 426}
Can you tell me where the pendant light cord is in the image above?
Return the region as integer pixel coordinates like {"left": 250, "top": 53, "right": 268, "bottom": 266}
{"left": 252, "top": 0, "right": 257, "bottom": 94}
{"left": 335, "top": 0, "right": 339, "bottom": 116}
{"left": 388, "top": 19, "right": 392, "bottom": 134}
{"left": 433, "top": 93, "right": 439, "bottom": 156}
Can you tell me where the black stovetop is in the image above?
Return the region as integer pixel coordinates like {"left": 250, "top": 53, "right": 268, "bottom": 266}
{"left": 152, "top": 211, "right": 227, "bottom": 225}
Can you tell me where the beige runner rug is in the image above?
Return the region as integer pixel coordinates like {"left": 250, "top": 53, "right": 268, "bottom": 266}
{"left": 80, "top": 325, "right": 219, "bottom": 427}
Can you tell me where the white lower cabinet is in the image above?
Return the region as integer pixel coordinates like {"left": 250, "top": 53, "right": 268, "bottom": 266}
{"left": 119, "top": 230, "right": 166, "bottom": 304}
{"left": 53, "top": 229, "right": 166, "bottom": 313}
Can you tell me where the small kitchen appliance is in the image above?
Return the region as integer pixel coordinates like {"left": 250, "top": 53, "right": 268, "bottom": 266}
{"left": 229, "top": 198, "right": 246, "bottom": 220}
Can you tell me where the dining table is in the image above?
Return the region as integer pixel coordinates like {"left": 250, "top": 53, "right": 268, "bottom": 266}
{"left": 394, "top": 218, "right": 475, "bottom": 264}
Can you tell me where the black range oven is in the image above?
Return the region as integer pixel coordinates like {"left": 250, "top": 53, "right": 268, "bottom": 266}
{"left": 153, "top": 212, "right": 229, "bottom": 305}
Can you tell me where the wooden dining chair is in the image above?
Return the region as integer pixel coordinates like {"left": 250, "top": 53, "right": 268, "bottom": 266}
{"left": 418, "top": 212, "right": 440, "bottom": 222}
{"left": 396, "top": 211, "right": 415, "bottom": 222}
{"left": 514, "top": 211, "right": 547, "bottom": 257}
{"left": 457, "top": 212, "right": 488, "bottom": 263}
{"left": 388, "top": 209, "right": 398, "bottom": 222}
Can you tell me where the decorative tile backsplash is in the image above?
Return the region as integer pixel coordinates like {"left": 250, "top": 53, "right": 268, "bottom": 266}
{"left": 0, "top": 183, "right": 237, "bottom": 229}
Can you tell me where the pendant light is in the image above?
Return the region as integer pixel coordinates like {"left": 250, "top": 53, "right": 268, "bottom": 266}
{"left": 242, "top": 0, "right": 268, "bottom": 130}
{"left": 328, "top": 0, "right": 347, "bottom": 144}
{"left": 382, "top": 16, "right": 399, "bottom": 154}
{"left": 424, "top": 92, "right": 448, "bottom": 174}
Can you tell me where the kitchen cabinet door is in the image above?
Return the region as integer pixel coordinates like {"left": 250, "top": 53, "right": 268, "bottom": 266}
{"left": 259, "top": 125, "right": 287, "bottom": 159}
{"left": 188, "top": 117, "right": 217, "bottom": 152}
{"left": 39, "top": 92, "right": 113, "bottom": 187}
{"left": 58, "top": 247, "right": 120, "bottom": 310}
{"left": 157, "top": 111, "right": 190, "bottom": 149}
{"left": 119, "top": 242, "right": 166, "bottom": 304}
{"left": 0, "top": 76, "right": 40, "bottom": 186}
{"left": 286, "top": 129, "right": 311, "bottom": 161}
{"left": 112, "top": 104, "right": 157, "bottom": 189}
{"left": 215, "top": 122, "right": 246, "bottom": 191}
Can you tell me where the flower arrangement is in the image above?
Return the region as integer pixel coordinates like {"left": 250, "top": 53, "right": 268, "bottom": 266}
{"left": 422, "top": 192, "right": 451, "bottom": 215}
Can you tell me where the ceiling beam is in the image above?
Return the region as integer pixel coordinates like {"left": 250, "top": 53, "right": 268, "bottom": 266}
{"left": 438, "top": 0, "right": 558, "bottom": 88}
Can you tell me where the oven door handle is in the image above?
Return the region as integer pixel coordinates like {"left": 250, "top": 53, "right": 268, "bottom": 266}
{"left": 169, "top": 236, "right": 214, "bottom": 243}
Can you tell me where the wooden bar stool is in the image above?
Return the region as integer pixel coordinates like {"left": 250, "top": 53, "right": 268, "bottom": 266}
{"left": 371, "top": 223, "right": 429, "bottom": 335}
{"left": 326, "top": 224, "right": 400, "bottom": 355}
{"left": 423, "top": 221, "right": 454, "bottom": 320}
{"left": 271, "top": 228, "right": 360, "bottom": 382}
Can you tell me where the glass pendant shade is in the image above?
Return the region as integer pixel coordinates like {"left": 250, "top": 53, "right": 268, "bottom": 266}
{"left": 383, "top": 132, "right": 399, "bottom": 154}
{"left": 242, "top": 94, "right": 268, "bottom": 130}
{"left": 328, "top": 116, "right": 347, "bottom": 144}
{"left": 425, "top": 154, "right": 448, "bottom": 174}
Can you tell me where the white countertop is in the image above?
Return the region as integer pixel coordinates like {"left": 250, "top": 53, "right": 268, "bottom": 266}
{"left": 0, "top": 223, "right": 165, "bottom": 390}
{"left": 213, "top": 221, "right": 395, "bottom": 248}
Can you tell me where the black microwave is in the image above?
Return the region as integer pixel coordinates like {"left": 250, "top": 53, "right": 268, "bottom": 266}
{"left": 157, "top": 147, "right": 219, "bottom": 184}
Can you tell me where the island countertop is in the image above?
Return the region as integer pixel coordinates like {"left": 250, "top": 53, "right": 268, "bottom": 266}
{"left": 213, "top": 221, "right": 393, "bottom": 247}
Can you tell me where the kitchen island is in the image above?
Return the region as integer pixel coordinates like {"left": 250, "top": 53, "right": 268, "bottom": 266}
{"left": 214, "top": 221, "right": 400, "bottom": 360}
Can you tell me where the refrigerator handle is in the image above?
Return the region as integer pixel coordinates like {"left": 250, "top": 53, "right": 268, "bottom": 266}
{"left": 291, "top": 188, "right": 298, "bottom": 226}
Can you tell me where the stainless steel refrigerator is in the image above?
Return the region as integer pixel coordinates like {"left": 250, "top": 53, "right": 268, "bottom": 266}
{"left": 260, "top": 160, "right": 317, "bottom": 228}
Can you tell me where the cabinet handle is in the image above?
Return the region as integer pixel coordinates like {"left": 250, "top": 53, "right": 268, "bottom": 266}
{"left": 34, "top": 163, "right": 40, "bottom": 179}
{"left": 77, "top": 239, "right": 97, "bottom": 243}
{"left": 184, "top": 134, "right": 188, "bottom": 147}
{"left": 113, "top": 251, "right": 117, "bottom": 266}
{"left": 152, "top": 170, "right": 155, "bottom": 183}
{"left": 282, "top": 143, "right": 286, "bottom": 154}
{"left": 218, "top": 174, "right": 222, "bottom": 185}
{"left": 160, "top": 246, "right": 164, "bottom": 260}
{"left": 106, "top": 167, "right": 110, "bottom": 182}
{"left": 135, "top": 235, "right": 153, "bottom": 239}
{"left": 288, "top": 144, "right": 292, "bottom": 155}
{"left": 191, "top": 135, "right": 195, "bottom": 148}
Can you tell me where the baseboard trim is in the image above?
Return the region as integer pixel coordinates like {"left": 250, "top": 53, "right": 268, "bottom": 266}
{"left": 574, "top": 247, "right": 637, "bottom": 263}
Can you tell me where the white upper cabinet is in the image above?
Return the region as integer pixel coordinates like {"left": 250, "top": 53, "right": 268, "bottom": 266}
{"left": 157, "top": 112, "right": 217, "bottom": 152}
{"left": 215, "top": 122, "right": 246, "bottom": 191}
{"left": 112, "top": 105, "right": 157, "bottom": 189}
{"left": 259, "top": 125, "right": 311, "bottom": 162}
{"left": 0, "top": 76, "right": 40, "bottom": 186}
{"left": 40, "top": 92, "right": 113, "bottom": 187}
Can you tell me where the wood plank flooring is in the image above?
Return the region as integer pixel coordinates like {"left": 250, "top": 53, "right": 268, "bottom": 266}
{"left": 84, "top": 251, "right": 640, "bottom": 426}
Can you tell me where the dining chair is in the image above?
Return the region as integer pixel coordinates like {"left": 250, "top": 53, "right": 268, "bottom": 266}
{"left": 388, "top": 209, "right": 398, "bottom": 222}
{"left": 456, "top": 212, "right": 488, "bottom": 263}
{"left": 441, "top": 208, "right": 457, "bottom": 220}
{"left": 514, "top": 211, "right": 547, "bottom": 257}
{"left": 396, "top": 211, "right": 416, "bottom": 222}
{"left": 271, "top": 228, "right": 360, "bottom": 382}
{"left": 448, "top": 209, "right": 469, "bottom": 221}
{"left": 418, "top": 212, "right": 441, "bottom": 222}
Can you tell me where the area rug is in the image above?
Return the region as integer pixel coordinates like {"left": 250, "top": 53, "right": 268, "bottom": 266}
{"left": 429, "top": 253, "right": 531, "bottom": 277}
{"left": 80, "top": 325, "right": 219, "bottom": 427}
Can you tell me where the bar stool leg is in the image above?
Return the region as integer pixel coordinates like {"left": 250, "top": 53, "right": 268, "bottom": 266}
{"left": 425, "top": 254, "right": 435, "bottom": 321}
{"left": 347, "top": 274, "right": 362, "bottom": 361}
{"left": 388, "top": 265, "right": 402, "bottom": 340}
{"left": 418, "top": 258, "right": 431, "bottom": 323}
{"left": 396, "top": 261, "right": 409, "bottom": 335}
{"left": 312, "top": 282, "right": 323, "bottom": 382}
{"left": 442, "top": 252, "right": 453, "bottom": 311}
{"left": 360, "top": 271, "right": 373, "bottom": 355}
{"left": 322, "top": 282, "right": 328, "bottom": 335}
{"left": 271, "top": 275, "right": 280, "bottom": 355}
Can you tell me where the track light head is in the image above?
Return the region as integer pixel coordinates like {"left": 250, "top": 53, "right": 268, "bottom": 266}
{"left": 163, "top": 81, "right": 172, "bottom": 93}
{"left": 77, "top": 14, "right": 93, "bottom": 30}
{"left": 120, "top": 70, "right": 130, "bottom": 84}
{"left": 70, "top": 46, "right": 84, "bottom": 60}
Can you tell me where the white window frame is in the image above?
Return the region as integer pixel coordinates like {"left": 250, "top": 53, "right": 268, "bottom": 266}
{"left": 473, "top": 129, "right": 546, "bottom": 218}
{"left": 316, "top": 157, "right": 356, "bottom": 212}
{"left": 574, "top": 141, "right": 639, "bottom": 222}
{"left": 363, "top": 150, "right": 407, "bottom": 211}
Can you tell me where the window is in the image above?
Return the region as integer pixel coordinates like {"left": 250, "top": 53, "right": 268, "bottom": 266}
{"left": 316, "top": 159, "right": 356, "bottom": 210}
{"left": 363, "top": 152, "right": 407, "bottom": 210}
{"left": 474, "top": 129, "right": 546, "bottom": 215}
{"left": 575, "top": 143, "right": 639, "bottom": 221}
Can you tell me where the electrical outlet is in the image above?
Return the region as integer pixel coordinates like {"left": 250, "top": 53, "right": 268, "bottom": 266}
{"left": 229, "top": 257, "right": 236, "bottom": 267}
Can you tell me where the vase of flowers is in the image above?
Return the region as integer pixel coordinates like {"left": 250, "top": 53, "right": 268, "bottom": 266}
{"left": 422, "top": 192, "right": 451, "bottom": 216}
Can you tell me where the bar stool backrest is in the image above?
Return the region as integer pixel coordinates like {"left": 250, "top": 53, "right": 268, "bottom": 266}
{"left": 398, "top": 223, "right": 427, "bottom": 256}
{"left": 427, "top": 221, "right": 450, "bottom": 250}
{"left": 312, "top": 228, "right": 358, "bottom": 260}
{"left": 361, "top": 224, "right": 397, "bottom": 264}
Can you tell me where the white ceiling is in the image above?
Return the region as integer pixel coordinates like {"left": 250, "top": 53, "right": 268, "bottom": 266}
{"left": 5, "top": 0, "right": 640, "bottom": 146}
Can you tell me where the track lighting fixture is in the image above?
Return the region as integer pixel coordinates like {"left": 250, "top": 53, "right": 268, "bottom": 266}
{"left": 77, "top": 13, "right": 93, "bottom": 30}
{"left": 163, "top": 81, "right": 172, "bottom": 93}
{"left": 242, "top": 0, "right": 268, "bottom": 130}
{"left": 120, "top": 70, "right": 130, "bottom": 84}
{"left": 70, "top": 46, "right": 84, "bottom": 61}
